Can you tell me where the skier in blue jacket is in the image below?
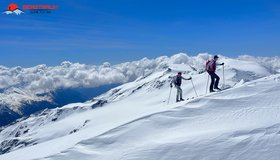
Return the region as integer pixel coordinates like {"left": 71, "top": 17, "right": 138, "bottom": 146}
{"left": 170, "top": 72, "right": 192, "bottom": 102}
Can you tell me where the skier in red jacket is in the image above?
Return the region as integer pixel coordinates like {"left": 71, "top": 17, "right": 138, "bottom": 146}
{"left": 206, "top": 55, "right": 224, "bottom": 92}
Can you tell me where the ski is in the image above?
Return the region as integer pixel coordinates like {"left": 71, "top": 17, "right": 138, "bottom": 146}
{"left": 186, "top": 97, "right": 195, "bottom": 100}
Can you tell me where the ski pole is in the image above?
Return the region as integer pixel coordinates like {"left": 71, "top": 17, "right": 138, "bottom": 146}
{"left": 206, "top": 74, "right": 209, "bottom": 94}
{"left": 223, "top": 65, "right": 225, "bottom": 88}
{"left": 167, "top": 87, "right": 172, "bottom": 104}
{"left": 191, "top": 79, "right": 198, "bottom": 97}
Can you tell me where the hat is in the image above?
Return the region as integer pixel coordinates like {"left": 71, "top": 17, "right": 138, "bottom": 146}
{"left": 214, "top": 55, "right": 219, "bottom": 59}
{"left": 178, "top": 72, "right": 182, "bottom": 75}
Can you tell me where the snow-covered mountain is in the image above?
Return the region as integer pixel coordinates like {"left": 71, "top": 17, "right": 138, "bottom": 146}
{"left": 0, "top": 56, "right": 169, "bottom": 126}
{"left": 1, "top": 53, "right": 280, "bottom": 127}
{"left": 0, "top": 53, "right": 206, "bottom": 126}
{"left": 0, "top": 53, "right": 280, "bottom": 159}
{"left": 2, "top": 9, "right": 24, "bottom": 15}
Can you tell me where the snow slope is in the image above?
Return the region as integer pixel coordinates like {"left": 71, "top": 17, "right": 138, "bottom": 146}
{"left": 1, "top": 53, "right": 280, "bottom": 127}
{"left": 1, "top": 54, "right": 280, "bottom": 159}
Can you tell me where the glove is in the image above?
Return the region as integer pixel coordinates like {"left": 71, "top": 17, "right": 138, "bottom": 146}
{"left": 188, "top": 77, "right": 192, "bottom": 80}
{"left": 170, "top": 83, "right": 173, "bottom": 88}
{"left": 221, "top": 63, "right": 224, "bottom": 65}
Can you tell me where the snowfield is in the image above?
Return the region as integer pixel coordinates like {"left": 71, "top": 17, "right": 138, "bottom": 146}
{"left": 1, "top": 53, "right": 280, "bottom": 160}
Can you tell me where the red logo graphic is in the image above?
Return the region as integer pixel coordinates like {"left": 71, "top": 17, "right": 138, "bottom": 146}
{"left": 3, "top": 3, "right": 24, "bottom": 15}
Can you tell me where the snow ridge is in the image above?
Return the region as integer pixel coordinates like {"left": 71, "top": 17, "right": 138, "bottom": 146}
{"left": 1, "top": 53, "right": 280, "bottom": 160}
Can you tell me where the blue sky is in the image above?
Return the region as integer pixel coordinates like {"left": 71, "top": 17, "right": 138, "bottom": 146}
{"left": 0, "top": 0, "right": 280, "bottom": 67}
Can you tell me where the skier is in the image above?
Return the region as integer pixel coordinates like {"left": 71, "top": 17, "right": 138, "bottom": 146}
{"left": 170, "top": 72, "right": 192, "bottom": 102}
{"left": 206, "top": 55, "right": 224, "bottom": 92}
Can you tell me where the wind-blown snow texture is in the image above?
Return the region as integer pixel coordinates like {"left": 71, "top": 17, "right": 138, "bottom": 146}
{"left": 1, "top": 53, "right": 280, "bottom": 160}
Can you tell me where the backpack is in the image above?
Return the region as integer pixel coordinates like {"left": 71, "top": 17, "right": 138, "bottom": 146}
{"left": 205, "top": 59, "right": 216, "bottom": 72}
{"left": 172, "top": 75, "right": 182, "bottom": 86}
